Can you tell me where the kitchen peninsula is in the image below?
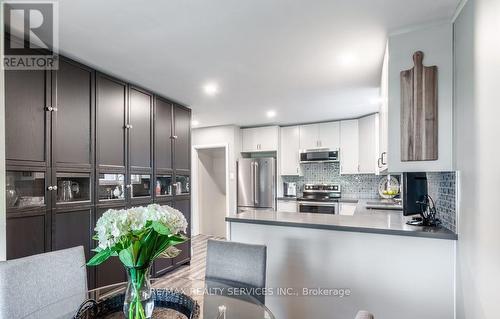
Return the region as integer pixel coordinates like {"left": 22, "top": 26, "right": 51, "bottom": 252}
{"left": 227, "top": 203, "right": 457, "bottom": 319}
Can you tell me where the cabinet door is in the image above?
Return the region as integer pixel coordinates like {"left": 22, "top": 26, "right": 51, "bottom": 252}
{"left": 340, "top": 120, "right": 359, "bottom": 174}
{"left": 280, "top": 126, "right": 300, "bottom": 175}
{"left": 155, "top": 98, "right": 173, "bottom": 170}
{"left": 5, "top": 70, "right": 49, "bottom": 165}
{"left": 173, "top": 197, "right": 191, "bottom": 266}
{"left": 241, "top": 128, "right": 257, "bottom": 152}
{"left": 319, "top": 122, "right": 340, "bottom": 149}
{"left": 277, "top": 200, "right": 297, "bottom": 212}
{"left": 257, "top": 126, "right": 279, "bottom": 151}
{"left": 53, "top": 207, "right": 93, "bottom": 287}
{"left": 7, "top": 213, "right": 47, "bottom": 259}
{"left": 54, "top": 59, "right": 93, "bottom": 167}
{"left": 299, "top": 124, "right": 319, "bottom": 149}
{"left": 129, "top": 88, "right": 153, "bottom": 170}
{"left": 95, "top": 206, "right": 126, "bottom": 288}
{"left": 173, "top": 105, "right": 191, "bottom": 171}
{"left": 153, "top": 200, "right": 174, "bottom": 277}
{"left": 358, "top": 114, "right": 377, "bottom": 174}
{"left": 96, "top": 74, "right": 127, "bottom": 169}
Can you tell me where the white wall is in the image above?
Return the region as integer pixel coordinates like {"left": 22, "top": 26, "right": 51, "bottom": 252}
{"left": 192, "top": 125, "right": 241, "bottom": 235}
{"left": 0, "top": 9, "right": 6, "bottom": 261}
{"left": 387, "top": 22, "right": 454, "bottom": 172}
{"left": 197, "top": 148, "right": 226, "bottom": 237}
{"left": 454, "top": 1, "right": 500, "bottom": 318}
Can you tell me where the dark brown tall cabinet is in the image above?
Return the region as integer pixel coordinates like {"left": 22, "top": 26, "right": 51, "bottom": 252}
{"left": 151, "top": 98, "right": 192, "bottom": 277}
{"left": 5, "top": 56, "right": 191, "bottom": 289}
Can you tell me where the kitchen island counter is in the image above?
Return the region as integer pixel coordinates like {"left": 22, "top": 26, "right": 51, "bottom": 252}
{"left": 227, "top": 200, "right": 457, "bottom": 240}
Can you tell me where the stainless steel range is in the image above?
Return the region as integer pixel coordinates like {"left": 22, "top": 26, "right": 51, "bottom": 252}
{"left": 297, "top": 184, "right": 341, "bottom": 214}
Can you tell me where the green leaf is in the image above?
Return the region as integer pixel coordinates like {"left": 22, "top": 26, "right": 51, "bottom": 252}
{"left": 87, "top": 248, "right": 112, "bottom": 266}
{"left": 119, "top": 249, "right": 134, "bottom": 267}
{"left": 152, "top": 221, "right": 171, "bottom": 235}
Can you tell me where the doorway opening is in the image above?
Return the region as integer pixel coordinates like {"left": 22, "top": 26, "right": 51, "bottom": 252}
{"left": 194, "top": 146, "right": 228, "bottom": 238}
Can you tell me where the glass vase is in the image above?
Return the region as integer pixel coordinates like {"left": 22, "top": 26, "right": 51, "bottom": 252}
{"left": 123, "top": 265, "right": 154, "bottom": 319}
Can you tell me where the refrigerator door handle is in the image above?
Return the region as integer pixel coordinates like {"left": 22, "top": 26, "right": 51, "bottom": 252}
{"left": 254, "top": 161, "right": 259, "bottom": 205}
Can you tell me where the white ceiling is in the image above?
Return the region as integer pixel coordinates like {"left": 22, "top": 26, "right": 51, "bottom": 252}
{"left": 51, "top": 0, "right": 459, "bottom": 127}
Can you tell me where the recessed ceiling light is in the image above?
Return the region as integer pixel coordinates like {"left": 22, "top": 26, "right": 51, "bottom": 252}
{"left": 337, "top": 53, "right": 357, "bottom": 67}
{"left": 192, "top": 120, "right": 200, "bottom": 126}
{"left": 266, "top": 110, "right": 276, "bottom": 118}
{"left": 203, "top": 82, "right": 219, "bottom": 96}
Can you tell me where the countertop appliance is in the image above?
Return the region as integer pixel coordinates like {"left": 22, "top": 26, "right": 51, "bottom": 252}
{"left": 297, "top": 183, "right": 341, "bottom": 214}
{"left": 238, "top": 157, "right": 276, "bottom": 210}
{"left": 283, "top": 182, "right": 297, "bottom": 197}
{"left": 300, "top": 149, "right": 339, "bottom": 163}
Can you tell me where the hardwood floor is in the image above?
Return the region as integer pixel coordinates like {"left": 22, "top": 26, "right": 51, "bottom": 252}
{"left": 152, "top": 234, "right": 225, "bottom": 318}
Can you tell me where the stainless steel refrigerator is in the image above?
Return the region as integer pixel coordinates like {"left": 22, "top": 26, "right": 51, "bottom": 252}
{"left": 237, "top": 157, "right": 276, "bottom": 210}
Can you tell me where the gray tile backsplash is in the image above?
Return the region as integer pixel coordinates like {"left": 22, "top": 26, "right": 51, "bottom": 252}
{"left": 426, "top": 172, "right": 456, "bottom": 233}
{"left": 282, "top": 162, "right": 383, "bottom": 199}
{"left": 282, "top": 163, "right": 457, "bottom": 232}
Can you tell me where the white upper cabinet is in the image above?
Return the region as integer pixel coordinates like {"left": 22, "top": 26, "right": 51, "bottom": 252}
{"left": 241, "top": 126, "right": 279, "bottom": 152}
{"left": 340, "top": 119, "right": 359, "bottom": 174}
{"left": 299, "top": 124, "right": 319, "bottom": 149}
{"left": 358, "top": 114, "right": 378, "bottom": 174}
{"left": 377, "top": 45, "right": 389, "bottom": 174}
{"left": 318, "top": 122, "right": 340, "bottom": 149}
{"left": 280, "top": 126, "right": 300, "bottom": 175}
{"left": 299, "top": 122, "right": 340, "bottom": 149}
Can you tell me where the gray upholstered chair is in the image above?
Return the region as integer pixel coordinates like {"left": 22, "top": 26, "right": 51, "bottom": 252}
{"left": 205, "top": 239, "right": 267, "bottom": 303}
{"left": 0, "top": 246, "right": 87, "bottom": 319}
{"left": 355, "top": 310, "right": 375, "bottom": 319}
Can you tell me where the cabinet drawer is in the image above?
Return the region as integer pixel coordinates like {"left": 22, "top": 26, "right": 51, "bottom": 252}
{"left": 277, "top": 200, "right": 298, "bottom": 213}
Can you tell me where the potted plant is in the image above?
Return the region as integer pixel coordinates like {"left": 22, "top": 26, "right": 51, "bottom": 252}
{"left": 87, "top": 204, "right": 188, "bottom": 319}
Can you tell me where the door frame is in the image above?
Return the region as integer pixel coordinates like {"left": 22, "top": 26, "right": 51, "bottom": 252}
{"left": 192, "top": 144, "right": 230, "bottom": 238}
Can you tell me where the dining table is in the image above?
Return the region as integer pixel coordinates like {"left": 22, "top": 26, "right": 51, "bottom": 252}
{"left": 21, "top": 276, "right": 275, "bottom": 319}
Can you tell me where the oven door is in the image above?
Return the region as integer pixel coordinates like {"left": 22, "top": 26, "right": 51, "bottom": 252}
{"left": 298, "top": 201, "right": 338, "bottom": 214}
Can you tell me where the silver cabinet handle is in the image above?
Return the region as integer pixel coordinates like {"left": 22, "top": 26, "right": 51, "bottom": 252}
{"left": 52, "top": 185, "right": 58, "bottom": 191}
{"left": 46, "top": 106, "right": 57, "bottom": 112}
{"left": 125, "top": 124, "right": 133, "bottom": 129}
{"left": 47, "top": 186, "right": 53, "bottom": 191}
{"left": 171, "top": 135, "right": 178, "bottom": 139}
{"left": 126, "top": 184, "right": 132, "bottom": 188}
{"left": 377, "top": 157, "right": 382, "bottom": 168}
{"left": 381, "top": 152, "right": 387, "bottom": 165}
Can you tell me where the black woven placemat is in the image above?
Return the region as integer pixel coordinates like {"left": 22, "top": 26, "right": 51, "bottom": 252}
{"left": 75, "top": 288, "right": 200, "bottom": 319}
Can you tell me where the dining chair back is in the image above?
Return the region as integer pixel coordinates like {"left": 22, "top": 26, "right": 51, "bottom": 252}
{"left": 205, "top": 239, "right": 267, "bottom": 303}
{"left": 0, "top": 246, "right": 87, "bottom": 319}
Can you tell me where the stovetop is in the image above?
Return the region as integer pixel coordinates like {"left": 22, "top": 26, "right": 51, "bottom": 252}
{"left": 298, "top": 183, "right": 341, "bottom": 202}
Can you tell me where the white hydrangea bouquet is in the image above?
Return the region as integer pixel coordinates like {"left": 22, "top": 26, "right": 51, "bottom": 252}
{"left": 87, "top": 204, "right": 188, "bottom": 319}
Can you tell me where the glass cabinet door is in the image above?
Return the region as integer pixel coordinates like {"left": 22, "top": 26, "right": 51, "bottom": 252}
{"left": 130, "top": 174, "right": 151, "bottom": 198}
{"left": 6, "top": 171, "right": 46, "bottom": 209}
{"left": 155, "top": 174, "right": 173, "bottom": 197}
{"left": 175, "top": 175, "right": 190, "bottom": 195}
{"left": 56, "top": 172, "right": 91, "bottom": 204}
{"left": 98, "top": 173, "right": 125, "bottom": 201}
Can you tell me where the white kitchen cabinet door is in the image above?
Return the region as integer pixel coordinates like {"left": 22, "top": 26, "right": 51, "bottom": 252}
{"left": 277, "top": 200, "right": 298, "bottom": 212}
{"left": 339, "top": 202, "right": 357, "bottom": 215}
{"left": 358, "top": 114, "right": 378, "bottom": 174}
{"left": 280, "top": 126, "right": 300, "bottom": 175}
{"left": 340, "top": 119, "right": 359, "bottom": 174}
{"left": 299, "top": 124, "right": 320, "bottom": 149}
{"left": 241, "top": 126, "right": 279, "bottom": 152}
{"left": 319, "top": 121, "right": 340, "bottom": 149}
{"left": 377, "top": 46, "right": 389, "bottom": 174}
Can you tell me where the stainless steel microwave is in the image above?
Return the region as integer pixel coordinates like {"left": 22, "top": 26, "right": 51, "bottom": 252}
{"left": 299, "top": 149, "right": 339, "bottom": 163}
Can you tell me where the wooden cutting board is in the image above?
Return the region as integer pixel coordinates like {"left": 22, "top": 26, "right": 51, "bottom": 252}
{"left": 400, "top": 51, "right": 438, "bottom": 161}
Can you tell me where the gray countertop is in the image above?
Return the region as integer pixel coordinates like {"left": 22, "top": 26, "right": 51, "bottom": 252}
{"left": 228, "top": 199, "right": 457, "bottom": 240}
